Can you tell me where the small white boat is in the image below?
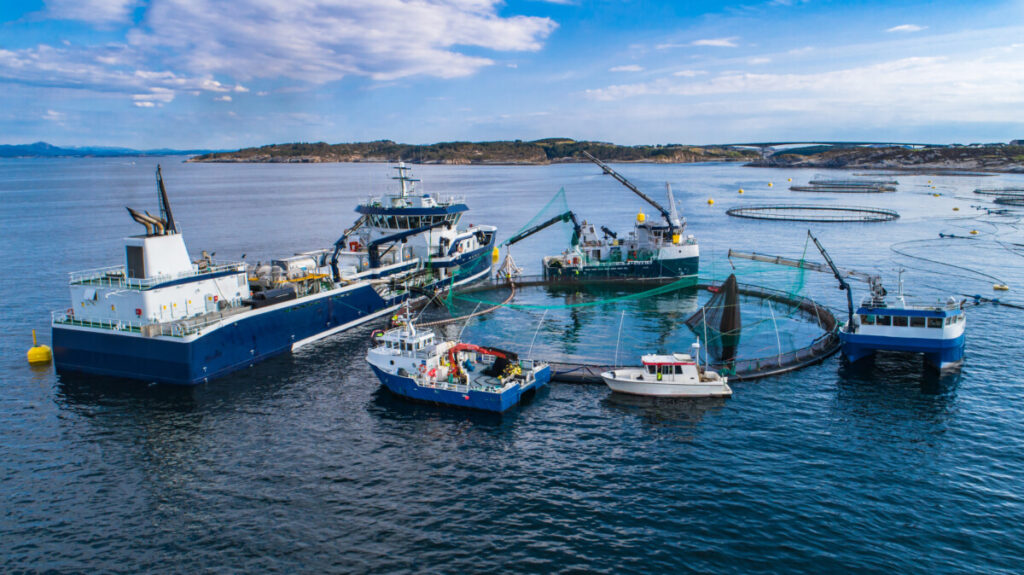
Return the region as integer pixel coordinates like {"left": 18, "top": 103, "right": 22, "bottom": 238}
{"left": 601, "top": 343, "right": 731, "bottom": 398}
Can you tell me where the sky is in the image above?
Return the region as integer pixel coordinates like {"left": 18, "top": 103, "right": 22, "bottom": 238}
{"left": 1, "top": 0, "right": 1023, "bottom": 149}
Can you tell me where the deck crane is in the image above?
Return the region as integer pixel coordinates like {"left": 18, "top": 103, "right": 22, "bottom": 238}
{"left": 501, "top": 210, "right": 582, "bottom": 248}
{"left": 727, "top": 231, "right": 886, "bottom": 331}
{"left": 581, "top": 150, "right": 682, "bottom": 234}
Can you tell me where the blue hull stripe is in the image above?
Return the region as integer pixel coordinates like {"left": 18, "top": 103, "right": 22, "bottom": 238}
{"left": 839, "top": 331, "right": 966, "bottom": 368}
{"left": 54, "top": 245, "right": 495, "bottom": 386}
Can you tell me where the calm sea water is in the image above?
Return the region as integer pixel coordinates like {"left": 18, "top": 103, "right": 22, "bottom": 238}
{"left": 2, "top": 158, "right": 1024, "bottom": 573}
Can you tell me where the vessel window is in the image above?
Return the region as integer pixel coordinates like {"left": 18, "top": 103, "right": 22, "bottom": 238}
{"left": 910, "top": 317, "right": 926, "bottom": 328}
{"left": 892, "top": 316, "right": 909, "bottom": 327}
{"left": 927, "top": 317, "right": 943, "bottom": 328}
{"left": 945, "top": 317, "right": 952, "bottom": 326}
{"left": 647, "top": 365, "right": 655, "bottom": 374}
{"left": 876, "top": 316, "right": 891, "bottom": 326}
{"left": 860, "top": 314, "right": 875, "bottom": 325}
{"left": 675, "top": 365, "right": 683, "bottom": 374}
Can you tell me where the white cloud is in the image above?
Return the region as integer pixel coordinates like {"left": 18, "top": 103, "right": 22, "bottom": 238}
{"left": 887, "top": 24, "right": 926, "bottom": 33}
{"left": 45, "top": 0, "right": 139, "bottom": 24}
{"left": 128, "top": 0, "right": 558, "bottom": 82}
{"left": 673, "top": 70, "right": 705, "bottom": 77}
{"left": 133, "top": 101, "right": 156, "bottom": 108}
{"left": 583, "top": 49, "right": 1024, "bottom": 129}
{"left": 233, "top": 84, "right": 249, "bottom": 93}
{"left": 610, "top": 65, "right": 643, "bottom": 72}
{"left": 214, "top": 95, "right": 232, "bottom": 102}
{"left": 692, "top": 37, "right": 739, "bottom": 47}
{"left": 43, "top": 109, "right": 65, "bottom": 121}
{"left": 748, "top": 57, "right": 771, "bottom": 64}
{"left": 0, "top": 44, "right": 254, "bottom": 106}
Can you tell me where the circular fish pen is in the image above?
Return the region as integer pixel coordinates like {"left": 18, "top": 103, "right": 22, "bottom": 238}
{"left": 429, "top": 274, "right": 841, "bottom": 383}
{"left": 726, "top": 205, "right": 900, "bottom": 223}
{"left": 789, "top": 185, "right": 895, "bottom": 193}
{"left": 974, "top": 188, "right": 1024, "bottom": 197}
{"left": 994, "top": 197, "right": 1024, "bottom": 206}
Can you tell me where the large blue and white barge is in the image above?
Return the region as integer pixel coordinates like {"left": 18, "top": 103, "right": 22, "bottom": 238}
{"left": 51, "top": 164, "right": 496, "bottom": 385}
{"left": 366, "top": 319, "right": 550, "bottom": 412}
{"left": 840, "top": 280, "right": 966, "bottom": 369}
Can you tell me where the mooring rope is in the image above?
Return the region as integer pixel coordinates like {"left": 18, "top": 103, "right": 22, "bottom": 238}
{"left": 417, "top": 282, "right": 517, "bottom": 327}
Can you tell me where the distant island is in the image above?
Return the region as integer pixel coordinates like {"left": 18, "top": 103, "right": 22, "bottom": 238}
{"left": 9, "top": 139, "right": 1023, "bottom": 172}
{"left": 187, "top": 139, "right": 758, "bottom": 165}
{"left": 749, "top": 142, "right": 1024, "bottom": 173}
{"left": 189, "top": 138, "right": 1024, "bottom": 172}
{"left": 0, "top": 141, "right": 218, "bottom": 158}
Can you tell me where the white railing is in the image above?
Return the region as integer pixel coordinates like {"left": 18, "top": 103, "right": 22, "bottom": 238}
{"left": 69, "top": 262, "right": 245, "bottom": 290}
{"left": 52, "top": 302, "right": 247, "bottom": 337}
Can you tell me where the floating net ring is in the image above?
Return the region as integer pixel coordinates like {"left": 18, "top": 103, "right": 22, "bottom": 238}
{"left": 994, "top": 197, "right": 1024, "bottom": 206}
{"left": 974, "top": 188, "right": 1024, "bottom": 197}
{"left": 789, "top": 185, "right": 895, "bottom": 193}
{"left": 726, "top": 204, "right": 899, "bottom": 223}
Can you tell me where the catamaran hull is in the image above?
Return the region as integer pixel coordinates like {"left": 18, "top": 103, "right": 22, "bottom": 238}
{"left": 839, "top": 331, "right": 966, "bottom": 369}
{"left": 53, "top": 255, "right": 494, "bottom": 386}
{"left": 369, "top": 364, "right": 550, "bottom": 412}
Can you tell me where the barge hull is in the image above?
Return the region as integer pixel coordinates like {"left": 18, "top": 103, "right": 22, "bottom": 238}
{"left": 54, "top": 255, "right": 493, "bottom": 386}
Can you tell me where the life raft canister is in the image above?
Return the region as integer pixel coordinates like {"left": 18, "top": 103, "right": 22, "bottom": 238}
{"left": 349, "top": 241, "right": 361, "bottom": 251}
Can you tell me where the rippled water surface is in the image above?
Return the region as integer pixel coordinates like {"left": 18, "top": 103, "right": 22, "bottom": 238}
{"left": 3, "top": 158, "right": 1024, "bottom": 573}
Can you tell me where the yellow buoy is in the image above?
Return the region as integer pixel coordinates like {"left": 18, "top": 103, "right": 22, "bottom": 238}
{"left": 994, "top": 284, "right": 1010, "bottom": 291}
{"left": 953, "top": 207, "right": 959, "bottom": 211}
{"left": 768, "top": 182, "right": 773, "bottom": 187}
{"left": 637, "top": 211, "right": 646, "bottom": 223}
{"left": 928, "top": 180, "right": 932, "bottom": 184}
{"left": 707, "top": 198, "right": 715, "bottom": 205}
{"left": 933, "top": 193, "right": 941, "bottom": 197}
{"left": 491, "top": 247, "right": 499, "bottom": 263}
{"left": 970, "top": 230, "right": 979, "bottom": 235}
{"left": 932, "top": 186, "right": 937, "bottom": 189}
{"left": 27, "top": 330, "right": 52, "bottom": 365}
{"left": 738, "top": 189, "right": 744, "bottom": 194}
{"left": 787, "top": 178, "right": 792, "bottom": 182}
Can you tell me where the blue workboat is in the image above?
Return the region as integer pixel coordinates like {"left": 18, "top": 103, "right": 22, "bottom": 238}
{"left": 839, "top": 279, "right": 966, "bottom": 369}
{"left": 366, "top": 319, "right": 550, "bottom": 412}
{"left": 51, "top": 164, "right": 496, "bottom": 385}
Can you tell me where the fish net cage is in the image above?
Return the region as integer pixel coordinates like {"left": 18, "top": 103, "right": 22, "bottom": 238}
{"left": 808, "top": 178, "right": 898, "bottom": 186}
{"left": 726, "top": 205, "right": 900, "bottom": 223}
{"left": 436, "top": 253, "right": 841, "bottom": 382}
{"left": 994, "top": 197, "right": 1024, "bottom": 206}
{"left": 789, "top": 185, "right": 896, "bottom": 193}
{"left": 973, "top": 188, "right": 1024, "bottom": 197}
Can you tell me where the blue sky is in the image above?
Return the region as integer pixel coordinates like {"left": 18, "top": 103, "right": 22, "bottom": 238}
{"left": 1, "top": 0, "right": 1022, "bottom": 148}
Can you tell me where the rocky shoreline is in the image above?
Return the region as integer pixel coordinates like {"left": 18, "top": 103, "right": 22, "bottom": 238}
{"left": 186, "top": 139, "right": 758, "bottom": 165}
{"left": 187, "top": 140, "right": 1024, "bottom": 173}
{"left": 748, "top": 145, "right": 1024, "bottom": 173}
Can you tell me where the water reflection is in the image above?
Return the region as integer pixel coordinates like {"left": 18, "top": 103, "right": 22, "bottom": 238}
{"left": 602, "top": 392, "right": 728, "bottom": 429}
{"left": 834, "top": 352, "right": 960, "bottom": 429}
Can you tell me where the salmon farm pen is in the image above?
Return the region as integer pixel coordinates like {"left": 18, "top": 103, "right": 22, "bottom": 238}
{"left": 725, "top": 205, "right": 900, "bottom": 223}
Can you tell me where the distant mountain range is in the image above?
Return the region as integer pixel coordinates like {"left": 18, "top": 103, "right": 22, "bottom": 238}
{"left": 0, "top": 142, "right": 217, "bottom": 158}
